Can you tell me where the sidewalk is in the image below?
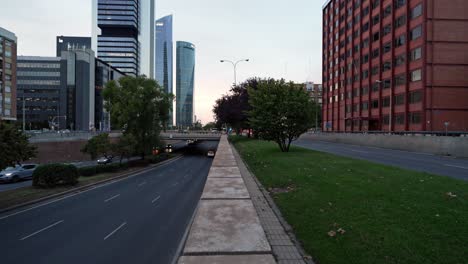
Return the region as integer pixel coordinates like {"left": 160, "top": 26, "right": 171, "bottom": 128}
{"left": 178, "top": 135, "right": 275, "bottom": 263}
{"left": 177, "top": 136, "right": 310, "bottom": 264}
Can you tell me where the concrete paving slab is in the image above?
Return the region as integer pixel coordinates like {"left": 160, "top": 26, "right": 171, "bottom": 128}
{"left": 183, "top": 200, "right": 271, "bottom": 254}
{"left": 212, "top": 159, "right": 238, "bottom": 167}
{"left": 201, "top": 178, "right": 250, "bottom": 199}
{"left": 178, "top": 255, "right": 276, "bottom": 264}
{"left": 208, "top": 166, "right": 241, "bottom": 178}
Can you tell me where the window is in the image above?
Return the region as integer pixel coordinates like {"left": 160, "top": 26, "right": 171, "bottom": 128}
{"left": 410, "top": 25, "right": 422, "bottom": 40}
{"left": 395, "top": 34, "right": 406, "bottom": 47}
{"left": 362, "top": 70, "right": 369, "bottom": 79}
{"left": 353, "top": 103, "right": 360, "bottom": 112}
{"left": 372, "top": 82, "right": 380, "bottom": 92}
{"left": 383, "top": 42, "right": 392, "bottom": 53}
{"left": 409, "top": 90, "right": 422, "bottom": 103}
{"left": 394, "top": 94, "right": 405, "bottom": 105}
{"left": 395, "top": 54, "right": 406, "bottom": 66}
{"left": 383, "top": 24, "right": 392, "bottom": 36}
{"left": 383, "top": 5, "right": 392, "bottom": 18}
{"left": 411, "top": 4, "right": 423, "bottom": 19}
{"left": 395, "top": 0, "right": 406, "bottom": 10}
{"left": 372, "top": 14, "right": 380, "bottom": 26}
{"left": 394, "top": 74, "right": 406, "bottom": 87}
{"left": 373, "top": 32, "right": 380, "bottom": 42}
{"left": 382, "top": 97, "right": 390, "bottom": 107}
{"left": 363, "top": 54, "right": 369, "bottom": 63}
{"left": 354, "top": 88, "right": 360, "bottom": 97}
{"left": 361, "top": 86, "right": 369, "bottom": 95}
{"left": 383, "top": 115, "right": 390, "bottom": 125}
{"left": 372, "top": 0, "right": 381, "bottom": 9}
{"left": 411, "top": 69, "right": 422, "bottom": 82}
{"left": 363, "top": 22, "right": 369, "bottom": 32}
{"left": 372, "top": 48, "right": 380, "bottom": 58}
{"left": 410, "top": 47, "right": 422, "bottom": 61}
{"left": 395, "top": 15, "right": 407, "bottom": 29}
{"left": 372, "top": 66, "right": 379, "bottom": 75}
{"left": 362, "top": 38, "right": 369, "bottom": 48}
{"left": 346, "top": 105, "right": 352, "bottom": 113}
{"left": 372, "top": 99, "right": 379, "bottom": 109}
{"left": 395, "top": 113, "right": 405, "bottom": 124}
{"left": 363, "top": 6, "right": 370, "bottom": 17}
{"left": 383, "top": 61, "right": 392, "bottom": 72}
{"left": 361, "top": 101, "right": 369, "bottom": 110}
{"left": 409, "top": 112, "right": 421, "bottom": 124}
{"left": 383, "top": 79, "right": 391, "bottom": 89}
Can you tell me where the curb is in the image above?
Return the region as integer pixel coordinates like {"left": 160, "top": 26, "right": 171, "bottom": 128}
{"left": 0, "top": 155, "right": 183, "bottom": 215}
{"left": 170, "top": 203, "right": 200, "bottom": 264}
{"left": 230, "top": 141, "right": 315, "bottom": 264}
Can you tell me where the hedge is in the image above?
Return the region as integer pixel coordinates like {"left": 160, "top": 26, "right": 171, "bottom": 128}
{"left": 33, "top": 164, "right": 79, "bottom": 188}
{"left": 78, "top": 163, "right": 127, "bottom": 177}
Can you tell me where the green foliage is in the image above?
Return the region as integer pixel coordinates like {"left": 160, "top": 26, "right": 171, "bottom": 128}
{"left": 0, "top": 122, "right": 37, "bottom": 170}
{"left": 81, "top": 133, "right": 112, "bottom": 160}
{"left": 112, "top": 134, "right": 137, "bottom": 165}
{"left": 78, "top": 163, "right": 126, "bottom": 177}
{"left": 78, "top": 166, "right": 97, "bottom": 177}
{"left": 103, "top": 76, "right": 172, "bottom": 159}
{"left": 231, "top": 136, "right": 468, "bottom": 264}
{"left": 248, "top": 79, "right": 315, "bottom": 152}
{"left": 203, "top": 122, "right": 218, "bottom": 130}
{"left": 32, "top": 164, "right": 79, "bottom": 188}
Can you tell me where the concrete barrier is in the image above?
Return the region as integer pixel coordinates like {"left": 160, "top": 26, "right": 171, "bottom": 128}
{"left": 301, "top": 133, "right": 468, "bottom": 157}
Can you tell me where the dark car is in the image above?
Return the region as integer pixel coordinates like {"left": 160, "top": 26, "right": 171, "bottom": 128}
{"left": 0, "top": 164, "right": 38, "bottom": 183}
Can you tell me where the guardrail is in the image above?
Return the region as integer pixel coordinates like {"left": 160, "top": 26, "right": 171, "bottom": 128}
{"left": 310, "top": 131, "right": 468, "bottom": 137}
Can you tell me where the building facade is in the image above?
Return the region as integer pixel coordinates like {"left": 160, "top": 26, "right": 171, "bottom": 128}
{"left": 56, "top": 36, "right": 91, "bottom": 57}
{"left": 176, "top": 41, "right": 195, "bottom": 128}
{"left": 92, "top": 0, "right": 155, "bottom": 77}
{"left": 0, "top": 27, "right": 17, "bottom": 121}
{"left": 155, "top": 15, "right": 174, "bottom": 126}
{"left": 322, "top": 0, "right": 468, "bottom": 132}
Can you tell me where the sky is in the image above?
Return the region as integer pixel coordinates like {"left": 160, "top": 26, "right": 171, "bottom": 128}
{"left": 0, "top": 0, "right": 324, "bottom": 124}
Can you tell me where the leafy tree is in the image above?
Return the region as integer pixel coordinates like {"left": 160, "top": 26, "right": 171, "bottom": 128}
{"left": 112, "top": 134, "right": 137, "bottom": 165}
{"left": 102, "top": 76, "right": 172, "bottom": 159}
{"left": 0, "top": 122, "right": 37, "bottom": 170}
{"left": 248, "top": 79, "right": 315, "bottom": 152}
{"left": 81, "top": 133, "right": 112, "bottom": 160}
{"left": 203, "top": 122, "right": 217, "bottom": 130}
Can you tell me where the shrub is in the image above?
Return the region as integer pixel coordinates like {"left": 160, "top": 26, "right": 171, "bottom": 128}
{"left": 128, "top": 159, "right": 151, "bottom": 167}
{"left": 96, "top": 163, "right": 123, "bottom": 174}
{"left": 33, "top": 164, "right": 79, "bottom": 188}
{"left": 149, "top": 153, "right": 169, "bottom": 164}
{"left": 78, "top": 166, "right": 97, "bottom": 177}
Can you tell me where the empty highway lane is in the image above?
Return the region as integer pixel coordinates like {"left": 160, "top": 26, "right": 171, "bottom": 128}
{"left": 0, "top": 141, "right": 217, "bottom": 264}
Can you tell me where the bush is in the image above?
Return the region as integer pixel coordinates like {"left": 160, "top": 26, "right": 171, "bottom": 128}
{"left": 33, "top": 164, "right": 79, "bottom": 188}
{"left": 78, "top": 166, "right": 97, "bottom": 177}
{"left": 78, "top": 163, "right": 127, "bottom": 177}
{"left": 128, "top": 159, "right": 151, "bottom": 167}
{"left": 149, "top": 153, "right": 169, "bottom": 164}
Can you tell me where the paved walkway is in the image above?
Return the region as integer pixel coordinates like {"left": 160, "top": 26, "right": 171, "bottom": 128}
{"left": 178, "top": 136, "right": 311, "bottom": 264}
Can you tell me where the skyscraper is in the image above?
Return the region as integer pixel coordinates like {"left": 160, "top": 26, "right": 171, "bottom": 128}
{"left": 155, "top": 15, "right": 173, "bottom": 126}
{"left": 0, "top": 27, "right": 17, "bottom": 121}
{"left": 56, "top": 36, "right": 91, "bottom": 57}
{"left": 176, "top": 41, "right": 195, "bottom": 128}
{"left": 92, "top": 0, "right": 155, "bottom": 77}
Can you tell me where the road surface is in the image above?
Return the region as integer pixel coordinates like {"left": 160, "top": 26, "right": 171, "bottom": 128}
{"left": 0, "top": 141, "right": 217, "bottom": 264}
{"left": 294, "top": 138, "right": 468, "bottom": 181}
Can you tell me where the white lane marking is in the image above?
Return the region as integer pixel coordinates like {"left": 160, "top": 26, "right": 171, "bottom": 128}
{"left": 350, "top": 149, "right": 369, "bottom": 154}
{"left": 104, "top": 222, "right": 126, "bottom": 241}
{"left": 104, "top": 194, "right": 120, "bottom": 203}
{"left": 20, "top": 220, "right": 64, "bottom": 241}
{"left": 0, "top": 156, "right": 184, "bottom": 221}
{"left": 137, "top": 181, "right": 147, "bottom": 187}
{"left": 444, "top": 164, "right": 468, "bottom": 170}
{"left": 151, "top": 195, "right": 161, "bottom": 204}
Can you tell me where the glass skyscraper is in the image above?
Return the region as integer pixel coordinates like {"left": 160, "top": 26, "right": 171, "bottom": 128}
{"left": 176, "top": 41, "right": 195, "bottom": 128}
{"left": 92, "top": 0, "right": 154, "bottom": 77}
{"left": 155, "top": 15, "right": 173, "bottom": 126}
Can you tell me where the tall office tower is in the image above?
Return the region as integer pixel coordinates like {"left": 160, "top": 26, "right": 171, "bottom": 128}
{"left": 322, "top": 0, "right": 468, "bottom": 132}
{"left": 155, "top": 15, "right": 173, "bottom": 126}
{"left": 56, "top": 36, "right": 92, "bottom": 57}
{"left": 176, "top": 41, "right": 195, "bottom": 128}
{"left": 92, "top": 0, "right": 155, "bottom": 77}
{"left": 0, "top": 27, "right": 17, "bottom": 121}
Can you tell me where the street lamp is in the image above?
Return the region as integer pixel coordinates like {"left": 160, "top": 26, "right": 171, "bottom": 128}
{"left": 376, "top": 80, "right": 391, "bottom": 133}
{"left": 220, "top": 59, "right": 249, "bottom": 86}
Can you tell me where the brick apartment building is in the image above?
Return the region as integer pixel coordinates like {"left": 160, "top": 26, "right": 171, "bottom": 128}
{"left": 322, "top": 0, "right": 468, "bottom": 132}
{"left": 0, "top": 27, "right": 17, "bottom": 122}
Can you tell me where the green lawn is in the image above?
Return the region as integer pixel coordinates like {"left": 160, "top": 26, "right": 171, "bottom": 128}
{"left": 230, "top": 136, "right": 468, "bottom": 264}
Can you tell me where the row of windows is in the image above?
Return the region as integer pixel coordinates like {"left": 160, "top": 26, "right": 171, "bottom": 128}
{"left": 344, "top": 112, "right": 422, "bottom": 127}
{"left": 17, "top": 63, "right": 61, "bottom": 69}
{"left": 17, "top": 71, "right": 61, "bottom": 77}
{"left": 17, "top": 80, "right": 61, "bottom": 85}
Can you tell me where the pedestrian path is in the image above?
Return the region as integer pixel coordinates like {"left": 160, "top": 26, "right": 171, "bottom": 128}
{"left": 178, "top": 135, "right": 276, "bottom": 264}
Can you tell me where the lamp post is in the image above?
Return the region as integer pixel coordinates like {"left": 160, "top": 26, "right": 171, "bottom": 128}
{"left": 376, "top": 80, "right": 391, "bottom": 133}
{"left": 220, "top": 59, "right": 249, "bottom": 86}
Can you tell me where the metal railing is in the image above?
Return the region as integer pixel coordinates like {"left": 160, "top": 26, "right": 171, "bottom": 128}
{"left": 310, "top": 130, "right": 468, "bottom": 137}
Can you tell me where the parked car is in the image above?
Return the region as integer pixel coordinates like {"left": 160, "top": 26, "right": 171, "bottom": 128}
{"left": 97, "top": 156, "right": 113, "bottom": 165}
{"left": 0, "top": 164, "right": 38, "bottom": 183}
{"left": 207, "top": 150, "right": 216, "bottom": 158}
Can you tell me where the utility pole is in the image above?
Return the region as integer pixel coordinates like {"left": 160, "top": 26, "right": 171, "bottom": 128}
{"left": 22, "top": 94, "right": 26, "bottom": 131}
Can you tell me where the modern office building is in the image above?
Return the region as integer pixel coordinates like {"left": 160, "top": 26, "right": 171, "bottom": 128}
{"left": 56, "top": 36, "right": 91, "bottom": 57}
{"left": 322, "top": 0, "right": 468, "bottom": 132}
{"left": 17, "top": 49, "right": 124, "bottom": 131}
{"left": 0, "top": 27, "right": 17, "bottom": 121}
{"left": 176, "top": 41, "right": 195, "bottom": 128}
{"left": 155, "top": 15, "right": 174, "bottom": 126}
{"left": 305, "top": 82, "right": 323, "bottom": 106}
{"left": 92, "top": 0, "right": 155, "bottom": 77}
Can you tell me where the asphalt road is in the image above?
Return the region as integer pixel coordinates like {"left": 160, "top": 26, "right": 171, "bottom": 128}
{"left": 294, "top": 138, "right": 468, "bottom": 181}
{"left": 0, "top": 141, "right": 217, "bottom": 264}
{"left": 0, "top": 142, "right": 188, "bottom": 193}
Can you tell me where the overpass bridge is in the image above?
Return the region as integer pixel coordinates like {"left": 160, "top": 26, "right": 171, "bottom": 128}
{"left": 160, "top": 132, "right": 221, "bottom": 141}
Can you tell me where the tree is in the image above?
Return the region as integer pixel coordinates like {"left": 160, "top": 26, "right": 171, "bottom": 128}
{"left": 248, "top": 79, "right": 315, "bottom": 152}
{"left": 0, "top": 122, "right": 37, "bottom": 170}
{"left": 203, "top": 122, "right": 217, "bottom": 130}
{"left": 81, "top": 133, "right": 112, "bottom": 160}
{"left": 112, "top": 134, "right": 136, "bottom": 165}
{"left": 102, "top": 76, "right": 172, "bottom": 159}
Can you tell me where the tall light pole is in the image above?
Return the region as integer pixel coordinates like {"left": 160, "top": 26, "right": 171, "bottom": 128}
{"left": 220, "top": 59, "right": 249, "bottom": 86}
{"left": 376, "top": 80, "right": 391, "bottom": 133}
{"left": 22, "top": 93, "right": 26, "bottom": 131}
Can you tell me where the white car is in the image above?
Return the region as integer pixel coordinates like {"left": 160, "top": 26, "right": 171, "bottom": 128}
{"left": 0, "top": 164, "right": 38, "bottom": 183}
{"left": 207, "top": 150, "right": 216, "bottom": 158}
{"left": 97, "top": 156, "right": 113, "bottom": 165}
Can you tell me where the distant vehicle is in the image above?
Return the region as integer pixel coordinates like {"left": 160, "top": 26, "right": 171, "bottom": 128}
{"left": 166, "top": 144, "right": 173, "bottom": 153}
{"left": 0, "top": 164, "right": 38, "bottom": 183}
{"left": 210, "top": 128, "right": 218, "bottom": 133}
{"left": 97, "top": 156, "right": 113, "bottom": 165}
{"left": 207, "top": 150, "right": 216, "bottom": 158}
{"left": 187, "top": 139, "right": 194, "bottom": 145}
